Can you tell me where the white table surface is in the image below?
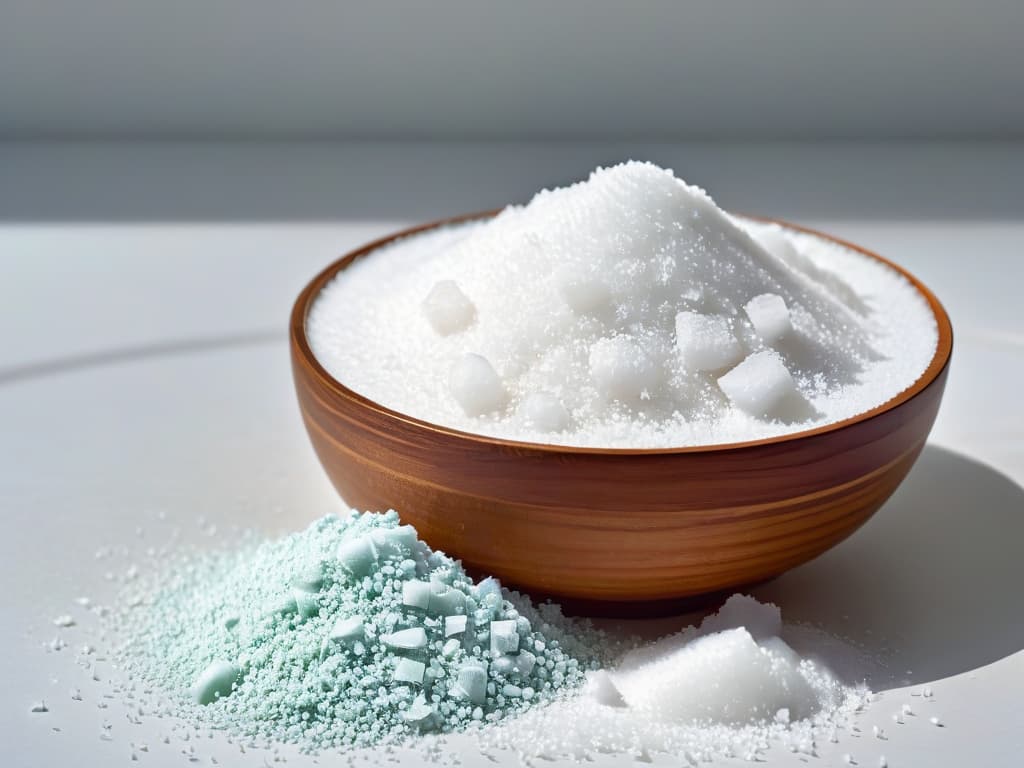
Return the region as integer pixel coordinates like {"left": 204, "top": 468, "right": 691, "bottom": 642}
{"left": 1, "top": 142, "right": 1022, "bottom": 767}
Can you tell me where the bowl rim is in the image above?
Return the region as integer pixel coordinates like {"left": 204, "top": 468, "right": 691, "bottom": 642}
{"left": 290, "top": 211, "right": 953, "bottom": 456}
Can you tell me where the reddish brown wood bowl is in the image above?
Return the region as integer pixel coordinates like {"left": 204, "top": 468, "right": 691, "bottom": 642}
{"left": 290, "top": 213, "right": 952, "bottom": 610}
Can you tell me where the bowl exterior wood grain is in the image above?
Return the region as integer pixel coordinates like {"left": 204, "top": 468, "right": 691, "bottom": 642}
{"left": 291, "top": 214, "right": 952, "bottom": 606}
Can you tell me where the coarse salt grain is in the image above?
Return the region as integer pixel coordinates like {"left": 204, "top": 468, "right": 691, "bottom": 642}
{"left": 108, "top": 512, "right": 601, "bottom": 749}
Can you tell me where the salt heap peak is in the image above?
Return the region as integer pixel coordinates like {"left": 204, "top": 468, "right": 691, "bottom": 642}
{"left": 422, "top": 161, "right": 870, "bottom": 425}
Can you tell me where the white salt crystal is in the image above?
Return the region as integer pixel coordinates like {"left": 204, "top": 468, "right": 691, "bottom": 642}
{"left": 744, "top": 293, "right": 791, "bottom": 343}
{"left": 383, "top": 627, "right": 427, "bottom": 651}
{"left": 422, "top": 280, "right": 476, "bottom": 336}
{"left": 930, "top": 716, "right": 943, "bottom": 727}
{"left": 588, "top": 337, "right": 661, "bottom": 402}
{"left": 674, "top": 311, "right": 744, "bottom": 372}
{"left": 489, "top": 620, "right": 520, "bottom": 655}
{"left": 717, "top": 351, "right": 797, "bottom": 418}
{"left": 517, "top": 392, "right": 571, "bottom": 433}
{"left": 444, "top": 615, "right": 468, "bottom": 637}
{"left": 449, "top": 353, "right": 506, "bottom": 416}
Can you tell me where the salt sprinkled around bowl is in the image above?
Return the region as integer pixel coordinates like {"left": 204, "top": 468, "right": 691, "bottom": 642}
{"left": 307, "top": 161, "right": 938, "bottom": 448}
{"left": 36, "top": 512, "right": 906, "bottom": 766}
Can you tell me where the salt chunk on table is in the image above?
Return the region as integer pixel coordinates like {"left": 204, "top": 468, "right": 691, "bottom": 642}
{"left": 191, "top": 660, "right": 242, "bottom": 705}
{"left": 370, "top": 525, "right": 418, "bottom": 560}
{"left": 744, "top": 293, "right": 791, "bottom": 343}
{"left": 490, "top": 619, "right": 520, "bottom": 654}
{"left": 427, "top": 585, "right": 467, "bottom": 617}
{"left": 328, "top": 616, "right": 364, "bottom": 643}
{"left": 319, "top": 616, "right": 365, "bottom": 659}
{"left": 422, "top": 280, "right": 476, "bottom": 335}
{"left": 453, "top": 662, "right": 488, "bottom": 704}
{"left": 383, "top": 627, "right": 428, "bottom": 651}
{"left": 402, "top": 580, "right": 431, "bottom": 610}
{"left": 445, "top": 614, "right": 468, "bottom": 637}
{"left": 717, "top": 351, "right": 797, "bottom": 418}
{"left": 336, "top": 535, "right": 378, "bottom": 578}
{"left": 402, "top": 695, "right": 437, "bottom": 728}
{"left": 394, "top": 658, "right": 426, "bottom": 685}
{"left": 449, "top": 353, "right": 506, "bottom": 416}
{"left": 675, "top": 312, "right": 744, "bottom": 371}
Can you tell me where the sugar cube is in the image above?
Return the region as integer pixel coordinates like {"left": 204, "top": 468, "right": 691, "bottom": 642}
{"left": 744, "top": 293, "right": 791, "bottom": 343}
{"left": 717, "top": 351, "right": 796, "bottom": 418}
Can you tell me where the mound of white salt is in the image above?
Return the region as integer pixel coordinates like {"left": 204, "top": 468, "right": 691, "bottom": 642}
{"left": 308, "top": 161, "right": 938, "bottom": 447}
{"left": 604, "top": 595, "right": 817, "bottom": 725}
{"left": 481, "top": 594, "right": 871, "bottom": 763}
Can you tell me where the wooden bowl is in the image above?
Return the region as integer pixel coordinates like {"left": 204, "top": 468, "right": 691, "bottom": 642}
{"left": 290, "top": 213, "right": 952, "bottom": 611}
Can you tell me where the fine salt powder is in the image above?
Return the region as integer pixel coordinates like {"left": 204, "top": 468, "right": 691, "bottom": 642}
{"left": 308, "top": 161, "right": 938, "bottom": 448}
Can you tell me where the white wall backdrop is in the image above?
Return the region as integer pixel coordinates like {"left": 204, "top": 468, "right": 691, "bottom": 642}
{"left": 1, "top": 0, "right": 1022, "bottom": 140}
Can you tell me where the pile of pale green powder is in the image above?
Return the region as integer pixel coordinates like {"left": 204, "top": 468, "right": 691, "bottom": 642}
{"left": 116, "top": 511, "right": 605, "bottom": 749}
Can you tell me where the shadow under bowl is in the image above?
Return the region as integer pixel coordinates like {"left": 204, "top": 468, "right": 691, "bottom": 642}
{"left": 290, "top": 213, "right": 952, "bottom": 612}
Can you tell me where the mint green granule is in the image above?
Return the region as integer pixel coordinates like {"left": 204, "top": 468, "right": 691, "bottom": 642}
{"left": 121, "top": 511, "right": 604, "bottom": 749}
